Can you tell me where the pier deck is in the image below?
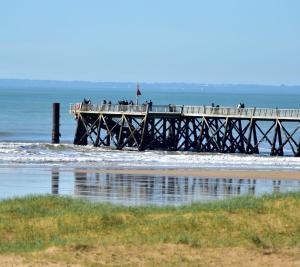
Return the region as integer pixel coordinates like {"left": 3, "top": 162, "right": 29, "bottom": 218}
{"left": 70, "top": 104, "right": 300, "bottom": 156}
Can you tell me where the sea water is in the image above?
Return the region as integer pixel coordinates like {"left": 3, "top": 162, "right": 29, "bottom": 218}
{"left": 0, "top": 84, "right": 300, "bottom": 204}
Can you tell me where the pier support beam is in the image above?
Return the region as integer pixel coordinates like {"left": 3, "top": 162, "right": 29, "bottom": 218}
{"left": 246, "top": 119, "right": 259, "bottom": 154}
{"left": 74, "top": 115, "right": 88, "bottom": 145}
{"left": 271, "top": 120, "right": 284, "bottom": 156}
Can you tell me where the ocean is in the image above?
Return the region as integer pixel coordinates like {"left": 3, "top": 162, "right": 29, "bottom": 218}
{"left": 1, "top": 83, "right": 300, "bottom": 205}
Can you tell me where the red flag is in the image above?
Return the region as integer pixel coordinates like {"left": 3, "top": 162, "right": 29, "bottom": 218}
{"left": 136, "top": 83, "right": 142, "bottom": 96}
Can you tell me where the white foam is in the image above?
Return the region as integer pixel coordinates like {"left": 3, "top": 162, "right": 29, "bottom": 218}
{"left": 0, "top": 142, "right": 300, "bottom": 170}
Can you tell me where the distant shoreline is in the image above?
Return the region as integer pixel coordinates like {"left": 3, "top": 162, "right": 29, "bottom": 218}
{"left": 1, "top": 78, "right": 300, "bottom": 93}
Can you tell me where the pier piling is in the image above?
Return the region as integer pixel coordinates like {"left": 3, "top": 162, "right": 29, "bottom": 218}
{"left": 52, "top": 103, "right": 60, "bottom": 144}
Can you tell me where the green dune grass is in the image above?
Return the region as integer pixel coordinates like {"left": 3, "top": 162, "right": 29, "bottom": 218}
{"left": 1, "top": 192, "right": 300, "bottom": 253}
{"left": 1, "top": 193, "right": 300, "bottom": 266}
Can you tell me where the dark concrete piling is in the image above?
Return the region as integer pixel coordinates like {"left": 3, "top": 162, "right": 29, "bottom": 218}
{"left": 52, "top": 103, "right": 60, "bottom": 144}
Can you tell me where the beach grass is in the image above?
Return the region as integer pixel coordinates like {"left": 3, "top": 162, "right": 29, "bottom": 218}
{"left": 1, "top": 193, "right": 300, "bottom": 266}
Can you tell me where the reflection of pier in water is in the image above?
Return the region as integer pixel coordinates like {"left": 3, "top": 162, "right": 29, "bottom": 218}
{"left": 68, "top": 170, "right": 298, "bottom": 206}
{"left": 51, "top": 168, "right": 59, "bottom": 194}
{"left": 51, "top": 168, "right": 300, "bottom": 206}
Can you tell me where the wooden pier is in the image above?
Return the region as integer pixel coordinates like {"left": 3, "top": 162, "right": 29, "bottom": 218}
{"left": 70, "top": 103, "right": 300, "bottom": 156}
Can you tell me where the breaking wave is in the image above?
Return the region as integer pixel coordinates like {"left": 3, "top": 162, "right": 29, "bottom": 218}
{"left": 1, "top": 142, "right": 300, "bottom": 170}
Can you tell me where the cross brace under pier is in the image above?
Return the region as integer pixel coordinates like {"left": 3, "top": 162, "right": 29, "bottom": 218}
{"left": 72, "top": 106, "right": 300, "bottom": 157}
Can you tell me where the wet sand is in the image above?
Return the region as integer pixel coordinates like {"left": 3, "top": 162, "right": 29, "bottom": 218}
{"left": 68, "top": 168, "right": 300, "bottom": 180}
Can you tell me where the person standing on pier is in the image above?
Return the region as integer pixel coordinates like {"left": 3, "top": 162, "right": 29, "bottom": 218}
{"left": 149, "top": 100, "right": 153, "bottom": 111}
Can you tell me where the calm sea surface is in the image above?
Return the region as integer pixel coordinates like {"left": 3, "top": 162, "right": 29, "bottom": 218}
{"left": 1, "top": 85, "right": 300, "bottom": 205}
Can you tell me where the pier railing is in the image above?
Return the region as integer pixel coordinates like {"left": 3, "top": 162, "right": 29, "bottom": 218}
{"left": 70, "top": 104, "right": 183, "bottom": 114}
{"left": 70, "top": 103, "right": 300, "bottom": 119}
{"left": 183, "top": 106, "right": 300, "bottom": 118}
{"left": 71, "top": 103, "right": 148, "bottom": 113}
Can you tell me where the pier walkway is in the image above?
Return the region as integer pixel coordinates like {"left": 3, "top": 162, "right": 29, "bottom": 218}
{"left": 70, "top": 104, "right": 300, "bottom": 156}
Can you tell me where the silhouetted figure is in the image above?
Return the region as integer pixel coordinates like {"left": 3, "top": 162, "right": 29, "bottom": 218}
{"left": 149, "top": 100, "right": 153, "bottom": 111}
{"left": 83, "top": 98, "right": 91, "bottom": 105}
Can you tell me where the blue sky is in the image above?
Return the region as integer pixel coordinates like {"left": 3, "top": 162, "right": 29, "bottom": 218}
{"left": 0, "top": 0, "right": 299, "bottom": 84}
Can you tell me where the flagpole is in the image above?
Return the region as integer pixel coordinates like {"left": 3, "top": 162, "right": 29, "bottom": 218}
{"left": 136, "top": 83, "right": 141, "bottom": 105}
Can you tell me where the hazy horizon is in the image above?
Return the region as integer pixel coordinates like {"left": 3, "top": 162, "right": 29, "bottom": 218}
{"left": 1, "top": 78, "right": 300, "bottom": 95}
{"left": 1, "top": 78, "right": 300, "bottom": 87}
